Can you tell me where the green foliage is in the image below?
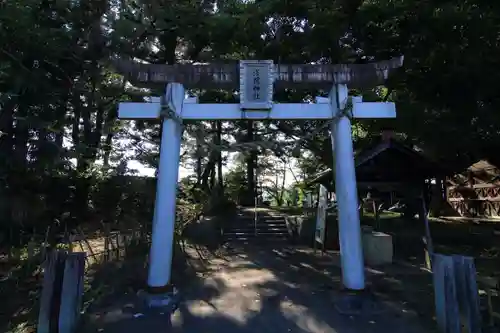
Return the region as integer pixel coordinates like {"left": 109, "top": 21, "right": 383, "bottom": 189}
{"left": 354, "top": 0, "right": 500, "bottom": 165}
{"left": 224, "top": 166, "right": 248, "bottom": 204}
{"left": 2, "top": 2, "right": 500, "bottom": 330}
{"left": 1, "top": 0, "right": 499, "bottom": 238}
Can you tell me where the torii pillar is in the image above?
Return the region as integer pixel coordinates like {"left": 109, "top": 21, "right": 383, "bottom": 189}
{"left": 316, "top": 88, "right": 396, "bottom": 295}
{"left": 147, "top": 84, "right": 184, "bottom": 296}
{"left": 331, "top": 87, "right": 366, "bottom": 291}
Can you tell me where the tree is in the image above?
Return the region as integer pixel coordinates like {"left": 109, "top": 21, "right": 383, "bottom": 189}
{"left": 2, "top": 0, "right": 499, "bottom": 236}
{"left": 354, "top": 0, "right": 500, "bottom": 166}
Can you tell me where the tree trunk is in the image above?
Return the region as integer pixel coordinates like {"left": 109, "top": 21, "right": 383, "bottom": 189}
{"left": 209, "top": 164, "right": 216, "bottom": 190}
{"left": 216, "top": 121, "right": 224, "bottom": 193}
{"left": 0, "top": 99, "right": 15, "bottom": 168}
{"left": 74, "top": 97, "right": 93, "bottom": 224}
{"left": 278, "top": 163, "right": 286, "bottom": 206}
{"left": 102, "top": 132, "right": 113, "bottom": 168}
{"left": 72, "top": 78, "right": 105, "bottom": 224}
{"left": 103, "top": 78, "right": 124, "bottom": 169}
{"left": 200, "top": 152, "right": 217, "bottom": 192}
{"left": 54, "top": 98, "right": 68, "bottom": 158}
{"left": 0, "top": 99, "right": 16, "bottom": 225}
{"left": 13, "top": 104, "right": 29, "bottom": 172}
{"left": 196, "top": 127, "right": 202, "bottom": 182}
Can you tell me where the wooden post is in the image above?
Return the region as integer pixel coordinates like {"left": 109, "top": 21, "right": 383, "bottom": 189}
{"left": 27, "top": 236, "right": 36, "bottom": 271}
{"left": 37, "top": 250, "right": 67, "bottom": 333}
{"left": 78, "top": 227, "right": 95, "bottom": 258}
{"left": 423, "top": 237, "right": 432, "bottom": 271}
{"left": 109, "top": 232, "right": 117, "bottom": 260}
{"left": 120, "top": 234, "right": 126, "bottom": 257}
{"left": 115, "top": 232, "right": 120, "bottom": 259}
{"left": 107, "top": 232, "right": 114, "bottom": 259}
{"left": 452, "top": 256, "right": 481, "bottom": 333}
{"left": 103, "top": 225, "right": 110, "bottom": 262}
{"left": 134, "top": 230, "right": 140, "bottom": 245}
{"left": 433, "top": 254, "right": 460, "bottom": 333}
{"left": 41, "top": 226, "right": 51, "bottom": 264}
{"left": 359, "top": 198, "right": 364, "bottom": 219}
{"left": 103, "top": 233, "right": 109, "bottom": 262}
{"left": 38, "top": 251, "right": 58, "bottom": 333}
{"left": 421, "top": 193, "right": 434, "bottom": 270}
{"left": 58, "top": 252, "right": 85, "bottom": 333}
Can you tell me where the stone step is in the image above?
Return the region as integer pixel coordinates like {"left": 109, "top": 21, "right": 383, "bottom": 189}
{"left": 224, "top": 238, "right": 290, "bottom": 245}
{"left": 224, "top": 234, "right": 290, "bottom": 241}
{"left": 224, "top": 231, "right": 289, "bottom": 236}
{"left": 232, "top": 221, "right": 287, "bottom": 226}
{"left": 229, "top": 222, "right": 288, "bottom": 227}
{"left": 226, "top": 229, "right": 288, "bottom": 234}
{"left": 259, "top": 216, "right": 287, "bottom": 220}
{"left": 228, "top": 227, "right": 289, "bottom": 233}
{"left": 236, "top": 215, "right": 286, "bottom": 220}
{"left": 228, "top": 226, "right": 289, "bottom": 233}
{"left": 231, "top": 224, "right": 284, "bottom": 229}
{"left": 233, "top": 220, "right": 288, "bottom": 226}
{"left": 224, "top": 231, "right": 289, "bottom": 237}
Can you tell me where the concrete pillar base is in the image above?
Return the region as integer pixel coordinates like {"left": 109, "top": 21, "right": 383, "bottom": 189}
{"left": 334, "top": 290, "right": 387, "bottom": 316}
{"left": 137, "top": 288, "right": 180, "bottom": 312}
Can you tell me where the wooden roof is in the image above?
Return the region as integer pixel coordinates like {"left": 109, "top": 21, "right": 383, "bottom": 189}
{"left": 355, "top": 139, "right": 449, "bottom": 182}
{"left": 112, "top": 56, "right": 404, "bottom": 90}
{"left": 447, "top": 160, "right": 500, "bottom": 186}
{"left": 468, "top": 160, "right": 499, "bottom": 173}
{"left": 308, "top": 138, "right": 449, "bottom": 187}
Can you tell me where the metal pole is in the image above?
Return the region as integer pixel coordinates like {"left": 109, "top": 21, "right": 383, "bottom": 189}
{"left": 421, "top": 191, "right": 434, "bottom": 269}
{"left": 254, "top": 165, "right": 258, "bottom": 236}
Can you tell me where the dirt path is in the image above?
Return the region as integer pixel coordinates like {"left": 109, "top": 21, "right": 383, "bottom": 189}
{"left": 82, "top": 244, "right": 431, "bottom": 333}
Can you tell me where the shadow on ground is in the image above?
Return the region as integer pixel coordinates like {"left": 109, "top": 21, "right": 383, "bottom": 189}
{"left": 80, "top": 237, "right": 435, "bottom": 333}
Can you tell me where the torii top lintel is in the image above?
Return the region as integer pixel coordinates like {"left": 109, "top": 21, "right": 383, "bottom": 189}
{"left": 112, "top": 56, "right": 404, "bottom": 90}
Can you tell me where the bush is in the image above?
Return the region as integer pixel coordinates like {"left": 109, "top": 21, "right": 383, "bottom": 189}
{"left": 205, "top": 194, "right": 237, "bottom": 217}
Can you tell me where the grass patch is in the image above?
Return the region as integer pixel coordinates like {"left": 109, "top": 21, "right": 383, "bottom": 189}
{"left": 362, "top": 211, "right": 402, "bottom": 219}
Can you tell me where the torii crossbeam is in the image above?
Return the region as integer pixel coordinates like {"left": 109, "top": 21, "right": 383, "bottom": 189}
{"left": 117, "top": 58, "right": 403, "bottom": 307}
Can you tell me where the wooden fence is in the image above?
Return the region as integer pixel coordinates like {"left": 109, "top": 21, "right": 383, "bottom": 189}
{"left": 1, "top": 226, "right": 151, "bottom": 286}
{"left": 448, "top": 184, "right": 500, "bottom": 217}
{"left": 34, "top": 228, "right": 151, "bottom": 333}
{"left": 67, "top": 227, "right": 151, "bottom": 267}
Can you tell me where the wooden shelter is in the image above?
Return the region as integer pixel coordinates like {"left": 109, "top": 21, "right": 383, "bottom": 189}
{"left": 310, "top": 135, "right": 448, "bottom": 192}
{"left": 308, "top": 134, "right": 450, "bottom": 215}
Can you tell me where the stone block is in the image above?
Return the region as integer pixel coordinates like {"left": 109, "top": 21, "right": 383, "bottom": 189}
{"left": 362, "top": 231, "right": 393, "bottom": 266}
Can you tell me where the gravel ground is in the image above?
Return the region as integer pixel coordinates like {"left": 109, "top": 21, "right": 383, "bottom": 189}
{"left": 81, "top": 244, "right": 430, "bottom": 333}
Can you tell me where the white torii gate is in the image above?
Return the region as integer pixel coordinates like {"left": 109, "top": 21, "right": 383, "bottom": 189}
{"left": 118, "top": 60, "right": 397, "bottom": 304}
